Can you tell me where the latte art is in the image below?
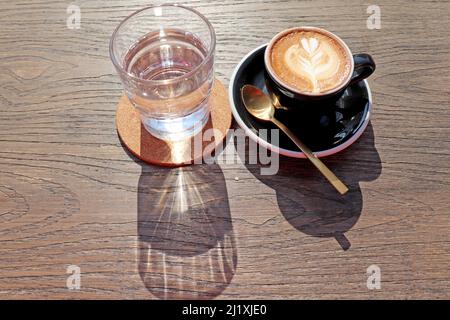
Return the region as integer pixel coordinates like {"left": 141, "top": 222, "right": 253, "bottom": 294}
{"left": 270, "top": 30, "right": 352, "bottom": 94}
{"left": 285, "top": 37, "right": 341, "bottom": 93}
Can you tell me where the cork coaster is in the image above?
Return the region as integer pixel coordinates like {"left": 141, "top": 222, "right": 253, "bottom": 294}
{"left": 116, "top": 79, "right": 232, "bottom": 167}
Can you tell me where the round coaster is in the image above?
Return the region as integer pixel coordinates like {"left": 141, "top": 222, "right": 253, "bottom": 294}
{"left": 116, "top": 79, "right": 232, "bottom": 167}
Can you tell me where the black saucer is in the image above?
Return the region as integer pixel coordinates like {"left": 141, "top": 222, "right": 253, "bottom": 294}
{"left": 229, "top": 44, "right": 372, "bottom": 158}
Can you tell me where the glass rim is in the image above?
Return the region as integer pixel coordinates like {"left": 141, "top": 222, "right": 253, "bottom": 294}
{"left": 109, "top": 3, "right": 216, "bottom": 85}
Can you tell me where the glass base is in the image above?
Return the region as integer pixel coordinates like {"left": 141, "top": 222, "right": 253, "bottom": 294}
{"left": 141, "top": 101, "right": 210, "bottom": 141}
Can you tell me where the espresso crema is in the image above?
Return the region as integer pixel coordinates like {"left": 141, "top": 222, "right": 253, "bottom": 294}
{"left": 270, "top": 30, "right": 352, "bottom": 94}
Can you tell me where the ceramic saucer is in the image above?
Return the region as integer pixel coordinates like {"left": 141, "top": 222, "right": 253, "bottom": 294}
{"left": 228, "top": 44, "right": 372, "bottom": 158}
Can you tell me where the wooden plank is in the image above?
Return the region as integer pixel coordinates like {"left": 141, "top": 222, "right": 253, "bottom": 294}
{"left": 0, "top": 0, "right": 449, "bottom": 299}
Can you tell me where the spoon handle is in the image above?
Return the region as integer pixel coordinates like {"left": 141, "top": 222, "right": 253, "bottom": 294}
{"left": 271, "top": 118, "right": 349, "bottom": 195}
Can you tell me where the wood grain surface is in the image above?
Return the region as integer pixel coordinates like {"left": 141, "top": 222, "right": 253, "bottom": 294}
{"left": 0, "top": 0, "right": 449, "bottom": 299}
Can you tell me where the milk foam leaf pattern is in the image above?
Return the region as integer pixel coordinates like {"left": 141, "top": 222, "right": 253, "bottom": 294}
{"left": 298, "top": 37, "right": 323, "bottom": 93}
{"left": 286, "top": 37, "right": 339, "bottom": 93}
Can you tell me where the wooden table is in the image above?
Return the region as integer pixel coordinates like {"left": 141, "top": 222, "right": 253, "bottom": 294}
{"left": 0, "top": 0, "right": 449, "bottom": 299}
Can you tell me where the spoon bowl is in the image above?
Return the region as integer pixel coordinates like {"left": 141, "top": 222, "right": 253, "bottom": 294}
{"left": 241, "top": 85, "right": 275, "bottom": 121}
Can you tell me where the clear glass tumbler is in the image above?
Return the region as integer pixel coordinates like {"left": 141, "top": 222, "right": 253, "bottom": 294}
{"left": 110, "top": 4, "right": 216, "bottom": 141}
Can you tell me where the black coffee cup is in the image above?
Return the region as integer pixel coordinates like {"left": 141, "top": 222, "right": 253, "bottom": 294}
{"left": 264, "top": 27, "right": 376, "bottom": 111}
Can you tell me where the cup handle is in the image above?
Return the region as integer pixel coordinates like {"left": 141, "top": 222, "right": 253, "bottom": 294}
{"left": 349, "top": 54, "right": 376, "bottom": 86}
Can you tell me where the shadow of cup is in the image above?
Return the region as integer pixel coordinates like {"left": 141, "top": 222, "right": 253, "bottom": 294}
{"left": 137, "top": 164, "right": 237, "bottom": 299}
{"left": 244, "top": 123, "right": 382, "bottom": 250}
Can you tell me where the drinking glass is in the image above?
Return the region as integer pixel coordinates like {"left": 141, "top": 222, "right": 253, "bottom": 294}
{"left": 110, "top": 4, "right": 216, "bottom": 141}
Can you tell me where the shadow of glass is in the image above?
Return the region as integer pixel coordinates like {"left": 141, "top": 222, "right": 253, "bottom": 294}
{"left": 244, "top": 123, "right": 382, "bottom": 250}
{"left": 137, "top": 164, "right": 237, "bottom": 299}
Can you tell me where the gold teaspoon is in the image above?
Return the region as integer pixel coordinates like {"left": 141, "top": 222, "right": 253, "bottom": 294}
{"left": 241, "top": 85, "right": 348, "bottom": 195}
